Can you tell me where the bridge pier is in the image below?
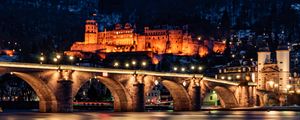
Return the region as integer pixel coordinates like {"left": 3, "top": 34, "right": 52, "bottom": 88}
{"left": 56, "top": 80, "right": 73, "bottom": 112}
{"left": 191, "top": 85, "right": 201, "bottom": 111}
{"left": 132, "top": 83, "right": 145, "bottom": 112}
{"left": 39, "top": 100, "right": 57, "bottom": 112}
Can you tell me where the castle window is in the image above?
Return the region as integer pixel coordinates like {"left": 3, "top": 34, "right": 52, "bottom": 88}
{"left": 259, "top": 63, "right": 261, "bottom": 65}
{"left": 280, "top": 62, "right": 283, "bottom": 64}
{"left": 280, "top": 78, "right": 282, "bottom": 80}
{"left": 280, "top": 69, "right": 283, "bottom": 71}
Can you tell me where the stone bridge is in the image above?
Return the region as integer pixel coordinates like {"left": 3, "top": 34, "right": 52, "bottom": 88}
{"left": 0, "top": 62, "right": 257, "bottom": 112}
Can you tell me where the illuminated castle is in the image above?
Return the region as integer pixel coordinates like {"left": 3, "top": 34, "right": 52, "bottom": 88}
{"left": 66, "top": 19, "right": 226, "bottom": 61}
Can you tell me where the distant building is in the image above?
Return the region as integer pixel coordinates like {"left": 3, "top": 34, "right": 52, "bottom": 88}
{"left": 216, "top": 59, "right": 257, "bottom": 82}
{"left": 65, "top": 19, "right": 226, "bottom": 63}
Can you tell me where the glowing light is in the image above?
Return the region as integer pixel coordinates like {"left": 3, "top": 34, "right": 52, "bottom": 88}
{"left": 154, "top": 80, "right": 159, "bottom": 85}
{"left": 197, "top": 36, "right": 202, "bottom": 40}
{"left": 142, "top": 61, "right": 147, "bottom": 66}
{"left": 132, "top": 61, "right": 136, "bottom": 65}
{"left": 268, "top": 81, "right": 274, "bottom": 86}
{"left": 10, "top": 72, "right": 13, "bottom": 75}
{"left": 221, "top": 76, "right": 225, "bottom": 79}
{"left": 183, "top": 81, "right": 187, "bottom": 86}
{"left": 102, "top": 72, "right": 108, "bottom": 77}
{"left": 53, "top": 58, "right": 58, "bottom": 62}
{"left": 40, "top": 56, "right": 45, "bottom": 61}
{"left": 228, "top": 76, "right": 232, "bottom": 80}
{"left": 232, "top": 54, "right": 235, "bottom": 58}
{"left": 69, "top": 56, "right": 74, "bottom": 60}
{"left": 125, "top": 63, "right": 130, "bottom": 68}
{"left": 181, "top": 67, "right": 186, "bottom": 72}
{"left": 56, "top": 54, "right": 61, "bottom": 59}
{"left": 286, "top": 85, "right": 292, "bottom": 90}
{"left": 190, "top": 66, "right": 195, "bottom": 70}
{"left": 296, "top": 89, "right": 300, "bottom": 94}
{"left": 236, "top": 75, "right": 240, "bottom": 79}
{"left": 114, "top": 62, "right": 119, "bottom": 67}
{"left": 173, "top": 67, "right": 178, "bottom": 71}
{"left": 198, "top": 66, "right": 203, "bottom": 71}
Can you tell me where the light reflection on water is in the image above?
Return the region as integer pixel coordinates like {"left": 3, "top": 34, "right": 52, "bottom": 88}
{"left": 0, "top": 111, "right": 300, "bottom": 120}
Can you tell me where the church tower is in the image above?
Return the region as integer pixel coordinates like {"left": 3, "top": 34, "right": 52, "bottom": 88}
{"left": 84, "top": 20, "right": 98, "bottom": 44}
{"left": 276, "top": 44, "right": 290, "bottom": 93}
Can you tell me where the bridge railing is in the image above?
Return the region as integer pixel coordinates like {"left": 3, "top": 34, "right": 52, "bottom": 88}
{"left": 0, "top": 62, "right": 257, "bottom": 86}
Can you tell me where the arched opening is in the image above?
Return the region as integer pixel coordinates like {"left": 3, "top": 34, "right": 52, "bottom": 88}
{"left": 74, "top": 78, "right": 113, "bottom": 111}
{"left": 73, "top": 76, "right": 132, "bottom": 112}
{"left": 145, "top": 83, "right": 173, "bottom": 111}
{"left": 202, "top": 86, "right": 238, "bottom": 108}
{"left": 0, "top": 72, "right": 57, "bottom": 112}
{"left": 145, "top": 80, "right": 191, "bottom": 111}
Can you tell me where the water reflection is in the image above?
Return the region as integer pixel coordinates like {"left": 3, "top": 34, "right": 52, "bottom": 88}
{"left": 0, "top": 111, "right": 300, "bottom": 120}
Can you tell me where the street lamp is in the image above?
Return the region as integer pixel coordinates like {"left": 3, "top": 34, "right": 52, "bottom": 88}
{"left": 197, "top": 36, "right": 202, "bottom": 41}
{"left": 114, "top": 62, "right": 119, "bottom": 67}
{"left": 142, "top": 61, "right": 147, "bottom": 67}
{"left": 56, "top": 54, "right": 61, "bottom": 59}
{"left": 198, "top": 66, "right": 203, "bottom": 71}
{"left": 190, "top": 66, "right": 195, "bottom": 70}
{"left": 69, "top": 56, "right": 74, "bottom": 60}
{"left": 181, "top": 67, "right": 186, "bottom": 72}
{"left": 53, "top": 58, "right": 58, "bottom": 63}
{"left": 39, "top": 56, "right": 45, "bottom": 64}
{"left": 125, "top": 63, "right": 130, "bottom": 68}
{"left": 132, "top": 60, "right": 136, "bottom": 66}
{"left": 173, "top": 67, "right": 178, "bottom": 71}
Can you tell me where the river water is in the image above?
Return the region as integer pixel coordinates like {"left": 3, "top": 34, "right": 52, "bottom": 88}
{"left": 0, "top": 111, "right": 300, "bottom": 120}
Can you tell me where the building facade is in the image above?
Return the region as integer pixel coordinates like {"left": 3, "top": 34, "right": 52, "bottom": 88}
{"left": 257, "top": 45, "right": 290, "bottom": 93}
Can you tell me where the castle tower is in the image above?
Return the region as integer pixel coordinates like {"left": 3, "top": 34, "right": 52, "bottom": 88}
{"left": 84, "top": 20, "right": 98, "bottom": 44}
{"left": 276, "top": 44, "right": 290, "bottom": 93}
{"left": 257, "top": 46, "right": 271, "bottom": 90}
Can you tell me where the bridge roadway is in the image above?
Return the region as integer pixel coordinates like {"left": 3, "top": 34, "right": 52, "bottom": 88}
{"left": 0, "top": 61, "right": 254, "bottom": 86}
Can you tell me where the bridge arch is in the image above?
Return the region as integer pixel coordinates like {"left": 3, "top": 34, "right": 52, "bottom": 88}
{"left": 154, "top": 80, "right": 192, "bottom": 111}
{"left": 73, "top": 75, "right": 133, "bottom": 111}
{"left": 4, "top": 72, "right": 57, "bottom": 112}
{"left": 202, "top": 84, "right": 238, "bottom": 108}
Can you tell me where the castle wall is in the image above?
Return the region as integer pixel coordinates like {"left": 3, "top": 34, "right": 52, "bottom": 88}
{"left": 68, "top": 20, "right": 226, "bottom": 57}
